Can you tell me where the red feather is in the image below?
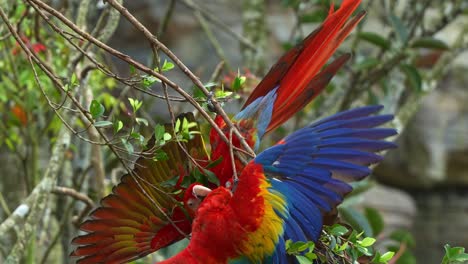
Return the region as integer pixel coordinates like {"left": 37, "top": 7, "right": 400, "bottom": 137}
{"left": 243, "top": 0, "right": 364, "bottom": 133}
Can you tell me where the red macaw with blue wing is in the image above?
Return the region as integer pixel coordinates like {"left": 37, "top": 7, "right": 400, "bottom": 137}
{"left": 70, "top": 1, "right": 396, "bottom": 263}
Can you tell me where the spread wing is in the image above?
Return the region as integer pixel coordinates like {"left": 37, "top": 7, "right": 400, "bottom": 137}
{"left": 71, "top": 113, "right": 208, "bottom": 264}
{"left": 252, "top": 105, "right": 397, "bottom": 262}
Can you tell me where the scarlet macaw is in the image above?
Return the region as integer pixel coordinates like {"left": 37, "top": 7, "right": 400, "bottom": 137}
{"left": 71, "top": 0, "right": 367, "bottom": 262}
{"left": 161, "top": 105, "right": 397, "bottom": 263}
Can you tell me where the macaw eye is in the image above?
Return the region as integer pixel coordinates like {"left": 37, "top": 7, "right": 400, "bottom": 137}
{"left": 225, "top": 181, "right": 231, "bottom": 188}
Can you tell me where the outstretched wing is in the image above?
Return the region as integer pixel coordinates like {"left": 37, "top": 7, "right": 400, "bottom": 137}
{"left": 71, "top": 113, "right": 208, "bottom": 264}
{"left": 252, "top": 105, "right": 396, "bottom": 262}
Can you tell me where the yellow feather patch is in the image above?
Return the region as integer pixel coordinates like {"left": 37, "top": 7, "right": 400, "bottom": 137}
{"left": 240, "top": 178, "right": 287, "bottom": 262}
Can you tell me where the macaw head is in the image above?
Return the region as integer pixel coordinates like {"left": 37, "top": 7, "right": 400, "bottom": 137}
{"left": 183, "top": 183, "right": 212, "bottom": 216}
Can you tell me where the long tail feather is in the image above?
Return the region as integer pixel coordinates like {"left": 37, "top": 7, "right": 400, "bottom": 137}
{"left": 241, "top": 0, "right": 364, "bottom": 136}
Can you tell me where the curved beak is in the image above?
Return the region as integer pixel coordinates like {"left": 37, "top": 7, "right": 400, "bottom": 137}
{"left": 192, "top": 185, "right": 212, "bottom": 199}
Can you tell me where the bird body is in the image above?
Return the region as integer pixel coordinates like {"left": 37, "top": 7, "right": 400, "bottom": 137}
{"left": 161, "top": 106, "right": 397, "bottom": 263}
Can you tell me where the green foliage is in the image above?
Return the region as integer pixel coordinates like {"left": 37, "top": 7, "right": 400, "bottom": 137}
{"left": 389, "top": 13, "right": 409, "bottom": 44}
{"left": 231, "top": 74, "right": 246, "bottom": 92}
{"left": 286, "top": 240, "right": 317, "bottom": 262}
{"left": 364, "top": 207, "right": 384, "bottom": 236}
{"left": 339, "top": 206, "right": 374, "bottom": 237}
{"left": 399, "top": 64, "right": 422, "bottom": 92}
{"left": 157, "top": 60, "right": 175, "bottom": 72}
{"left": 151, "top": 117, "right": 199, "bottom": 162}
{"left": 90, "top": 100, "right": 105, "bottom": 119}
{"left": 410, "top": 37, "right": 449, "bottom": 50}
{"left": 358, "top": 32, "right": 391, "bottom": 50}
{"left": 442, "top": 245, "right": 468, "bottom": 264}
{"left": 286, "top": 223, "right": 395, "bottom": 263}
{"left": 128, "top": 98, "right": 143, "bottom": 114}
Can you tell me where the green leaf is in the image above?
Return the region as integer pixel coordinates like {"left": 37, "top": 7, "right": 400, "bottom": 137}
{"left": 330, "top": 224, "right": 349, "bottom": 236}
{"left": 129, "top": 65, "right": 136, "bottom": 74}
{"left": 206, "top": 157, "right": 223, "bottom": 169}
{"left": 356, "top": 245, "right": 373, "bottom": 256}
{"left": 337, "top": 242, "right": 348, "bottom": 252}
{"left": 136, "top": 117, "right": 148, "bottom": 126}
{"left": 389, "top": 230, "right": 415, "bottom": 247}
{"left": 295, "top": 255, "right": 312, "bottom": 264}
{"left": 193, "top": 86, "right": 207, "bottom": 99}
{"left": 204, "top": 169, "right": 220, "bottom": 186}
{"left": 339, "top": 206, "right": 373, "bottom": 237}
{"left": 128, "top": 98, "right": 143, "bottom": 113}
{"left": 453, "top": 253, "right": 468, "bottom": 262}
{"left": 379, "top": 251, "right": 395, "bottom": 262}
{"left": 204, "top": 82, "right": 218, "bottom": 89}
{"left": 444, "top": 244, "right": 467, "bottom": 260}
{"left": 389, "top": 13, "right": 408, "bottom": 44}
{"left": 358, "top": 32, "right": 391, "bottom": 50}
{"left": 71, "top": 73, "right": 78, "bottom": 85}
{"left": 364, "top": 207, "right": 384, "bottom": 236}
{"left": 367, "top": 90, "right": 379, "bottom": 105}
{"left": 287, "top": 241, "right": 307, "bottom": 254}
{"left": 120, "top": 138, "right": 134, "bottom": 154}
{"left": 163, "top": 132, "right": 172, "bottom": 141}
{"left": 215, "top": 89, "right": 233, "bottom": 99}
{"left": 175, "top": 118, "right": 181, "bottom": 133}
{"left": 142, "top": 75, "right": 160, "bottom": 87}
{"left": 94, "top": 120, "right": 113, "bottom": 128}
{"left": 154, "top": 124, "right": 165, "bottom": 142}
{"left": 161, "top": 60, "right": 175, "bottom": 71}
{"left": 358, "top": 237, "right": 376, "bottom": 247}
{"left": 400, "top": 64, "right": 422, "bottom": 92}
{"left": 410, "top": 37, "right": 449, "bottom": 50}
{"left": 299, "top": 9, "right": 327, "bottom": 23}
{"left": 285, "top": 239, "right": 292, "bottom": 251}
{"left": 232, "top": 75, "right": 246, "bottom": 91}
{"left": 347, "top": 179, "right": 374, "bottom": 198}
{"left": 90, "top": 100, "right": 105, "bottom": 119}
{"left": 154, "top": 149, "right": 169, "bottom": 161}
{"left": 114, "top": 120, "right": 123, "bottom": 133}
{"left": 304, "top": 252, "right": 317, "bottom": 261}
{"left": 354, "top": 58, "right": 380, "bottom": 71}
{"left": 130, "top": 132, "right": 145, "bottom": 145}
{"left": 161, "top": 174, "right": 179, "bottom": 187}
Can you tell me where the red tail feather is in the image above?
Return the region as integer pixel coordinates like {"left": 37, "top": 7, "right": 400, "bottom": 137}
{"left": 243, "top": 0, "right": 364, "bottom": 133}
{"left": 266, "top": 53, "right": 351, "bottom": 132}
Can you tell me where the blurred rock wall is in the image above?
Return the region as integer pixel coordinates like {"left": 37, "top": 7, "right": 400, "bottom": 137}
{"left": 376, "top": 69, "right": 468, "bottom": 263}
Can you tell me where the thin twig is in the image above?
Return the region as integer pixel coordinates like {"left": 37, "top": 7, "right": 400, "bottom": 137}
{"left": 179, "top": 0, "right": 257, "bottom": 51}
{"left": 28, "top": 0, "right": 254, "bottom": 164}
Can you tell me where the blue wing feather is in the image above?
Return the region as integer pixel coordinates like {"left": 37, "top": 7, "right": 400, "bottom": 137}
{"left": 252, "top": 105, "right": 397, "bottom": 261}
